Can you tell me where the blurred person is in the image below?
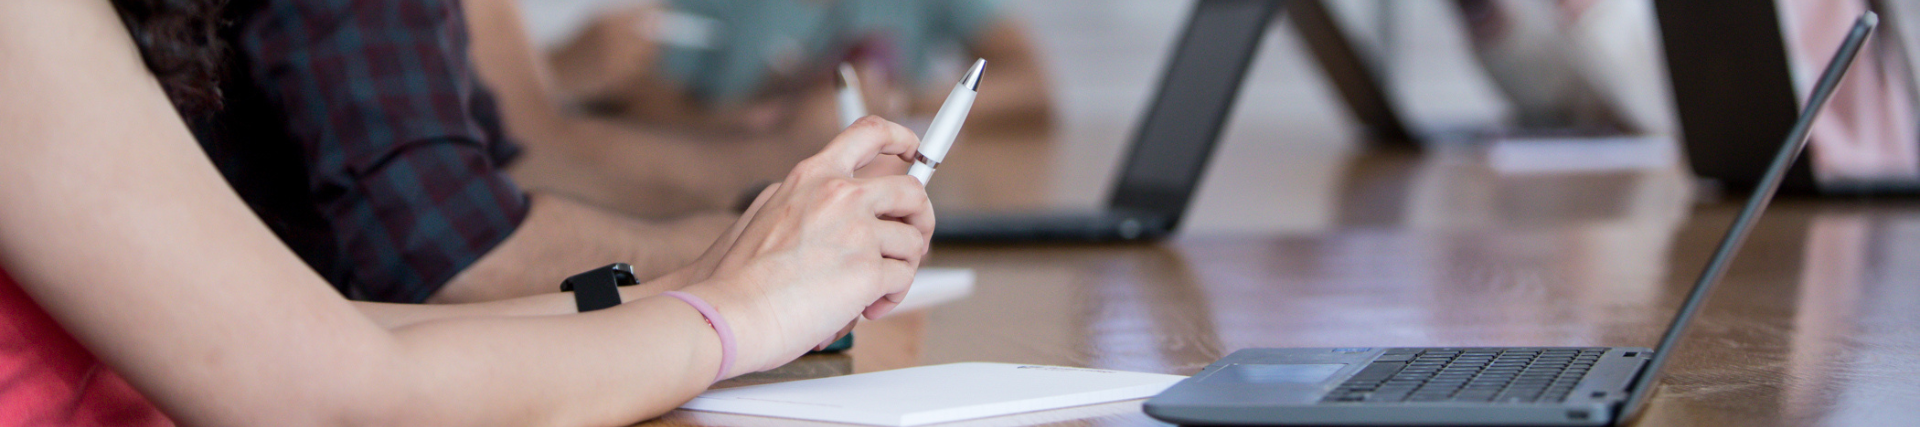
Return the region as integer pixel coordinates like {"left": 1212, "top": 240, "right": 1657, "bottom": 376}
{"left": 539, "top": 0, "right": 1054, "bottom": 135}
{"left": 1455, "top": 0, "right": 1920, "bottom": 187}
{"left": 465, "top": 0, "right": 871, "bottom": 219}
{"left": 0, "top": 1, "right": 931, "bottom": 424}
{"left": 1453, "top": 0, "right": 1665, "bottom": 135}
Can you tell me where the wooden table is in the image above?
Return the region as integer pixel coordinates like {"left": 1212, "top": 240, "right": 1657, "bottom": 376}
{"left": 642, "top": 148, "right": 1920, "bottom": 426}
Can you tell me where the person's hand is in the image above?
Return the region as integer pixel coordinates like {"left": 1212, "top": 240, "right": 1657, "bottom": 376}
{"left": 678, "top": 116, "right": 934, "bottom": 377}
{"left": 665, "top": 182, "right": 779, "bottom": 288}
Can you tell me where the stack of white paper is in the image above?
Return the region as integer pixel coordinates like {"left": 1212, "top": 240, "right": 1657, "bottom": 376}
{"left": 679, "top": 363, "right": 1185, "bottom": 426}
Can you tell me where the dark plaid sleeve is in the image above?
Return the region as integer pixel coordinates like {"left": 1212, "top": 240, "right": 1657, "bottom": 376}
{"left": 236, "top": 0, "right": 528, "bottom": 303}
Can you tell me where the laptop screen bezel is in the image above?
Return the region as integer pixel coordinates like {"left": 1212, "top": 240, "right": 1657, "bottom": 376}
{"left": 1105, "top": 0, "right": 1281, "bottom": 230}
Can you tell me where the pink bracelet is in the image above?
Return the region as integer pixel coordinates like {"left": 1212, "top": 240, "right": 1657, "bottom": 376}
{"left": 661, "top": 291, "right": 735, "bottom": 383}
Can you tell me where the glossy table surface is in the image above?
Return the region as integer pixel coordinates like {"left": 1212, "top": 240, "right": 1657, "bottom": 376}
{"left": 639, "top": 147, "right": 1920, "bottom": 426}
{"left": 615, "top": 3, "right": 1919, "bottom": 423}
{"left": 514, "top": 1, "right": 1920, "bottom": 423}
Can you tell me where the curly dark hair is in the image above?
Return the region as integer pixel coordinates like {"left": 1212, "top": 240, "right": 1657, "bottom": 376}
{"left": 109, "top": 0, "right": 229, "bottom": 116}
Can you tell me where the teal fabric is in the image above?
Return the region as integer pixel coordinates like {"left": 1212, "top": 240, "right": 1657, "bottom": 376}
{"left": 659, "top": 0, "right": 1004, "bottom": 105}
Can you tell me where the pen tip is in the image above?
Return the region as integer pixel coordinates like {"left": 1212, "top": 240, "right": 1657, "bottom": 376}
{"left": 961, "top": 59, "right": 985, "bottom": 91}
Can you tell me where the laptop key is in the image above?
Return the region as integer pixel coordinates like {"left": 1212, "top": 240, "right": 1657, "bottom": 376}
{"left": 1368, "top": 392, "right": 1410, "bottom": 402}
{"left": 1348, "top": 362, "right": 1405, "bottom": 380}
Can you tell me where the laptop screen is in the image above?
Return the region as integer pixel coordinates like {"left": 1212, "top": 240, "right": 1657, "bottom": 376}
{"left": 1107, "top": 0, "right": 1279, "bottom": 223}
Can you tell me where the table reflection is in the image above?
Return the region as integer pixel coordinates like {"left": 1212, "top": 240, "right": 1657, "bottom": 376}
{"left": 650, "top": 157, "right": 1920, "bottom": 426}
{"left": 1787, "top": 208, "right": 1920, "bottom": 425}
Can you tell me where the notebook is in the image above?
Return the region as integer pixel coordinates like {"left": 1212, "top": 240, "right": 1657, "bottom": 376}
{"left": 679, "top": 363, "right": 1185, "bottom": 426}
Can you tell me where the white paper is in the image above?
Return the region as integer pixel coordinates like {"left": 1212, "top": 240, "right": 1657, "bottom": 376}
{"left": 679, "top": 363, "right": 1185, "bottom": 426}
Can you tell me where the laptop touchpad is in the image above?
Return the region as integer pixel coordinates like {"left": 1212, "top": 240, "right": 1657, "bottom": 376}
{"left": 1205, "top": 363, "right": 1346, "bottom": 384}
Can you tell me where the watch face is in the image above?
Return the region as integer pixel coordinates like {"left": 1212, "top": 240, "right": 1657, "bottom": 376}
{"left": 610, "top": 263, "right": 639, "bottom": 286}
{"left": 567, "top": 264, "right": 634, "bottom": 312}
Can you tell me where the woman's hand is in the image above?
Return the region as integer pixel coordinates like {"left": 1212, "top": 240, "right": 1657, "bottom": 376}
{"left": 678, "top": 116, "right": 934, "bottom": 378}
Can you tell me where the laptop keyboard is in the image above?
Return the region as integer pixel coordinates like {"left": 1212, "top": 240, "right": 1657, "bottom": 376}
{"left": 1322, "top": 348, "right": 1605, "bottom": 404}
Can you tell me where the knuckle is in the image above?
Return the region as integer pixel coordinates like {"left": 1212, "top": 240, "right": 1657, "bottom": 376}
{"left": 792, "top": 158, "right": 829, "bottom": 180}
{"left": 904, "top": 180, "right": 930, "bottom": 204}
{"left": 847, "top": 226, "right": 873, "bottom": 244}
{"left": 882, "top": 119, "right": 914, "bottom": 138}
{"left": 845, "top": 116, "right": 914, "bottom": 145}
{"left": 823, "top": 178, "right": 863, "bottom": 199}
{"left": 850, "top": 115, "right": 887, "bottom": 131}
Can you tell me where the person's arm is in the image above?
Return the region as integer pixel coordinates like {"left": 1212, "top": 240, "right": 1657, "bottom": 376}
{"left": 0, "top": 4, "right": 930, "bottom": 425}
{"left": 430, "top": 169, "right": 774, "bottom": 305}
{"left": 0, "top": 3, "right": 715, "bottom": 424}
{"left": 358, "top": 278, "right": 658, "bottom": 329}
{"left": 375, "top": 184, "right": 770, "bottom": 322}
{"left": 427, "top": 193, "right": 730, "bottom": 303}
{"left": 463, "top": 0, "right": 818, "bottom": 216}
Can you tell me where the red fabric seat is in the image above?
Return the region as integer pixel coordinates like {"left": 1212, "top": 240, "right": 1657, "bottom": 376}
{"left": 0, "top": 268, "right": 170, "bottom": 425}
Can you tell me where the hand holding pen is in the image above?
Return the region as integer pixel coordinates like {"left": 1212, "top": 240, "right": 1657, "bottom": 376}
{"left": 836, "top": 59, "right": 985, "bottom": 185}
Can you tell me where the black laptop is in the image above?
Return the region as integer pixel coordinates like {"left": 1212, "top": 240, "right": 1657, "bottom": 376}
{"left": 932, "top": 0, "right": 1281, "bottom": 243}
{"left": 1143, "top": 12, "right": 1877, "bottom": 427}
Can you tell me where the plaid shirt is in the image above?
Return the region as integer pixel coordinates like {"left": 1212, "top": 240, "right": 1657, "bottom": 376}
{"left": 195, "top": 0, "right": 528, "bottom": 303}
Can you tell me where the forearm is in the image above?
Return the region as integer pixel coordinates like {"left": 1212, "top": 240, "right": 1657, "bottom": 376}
{"left": 430, "top": 193, "right": 729, "bottom": 304}
{"left": 362, "top": 256, "right": 709, "bottom": 329}
{"left": 374, "top": 294, "right": 724, "bottom": 426}
{"left": 1, "top": 2, "right": 774, "bottom": 425}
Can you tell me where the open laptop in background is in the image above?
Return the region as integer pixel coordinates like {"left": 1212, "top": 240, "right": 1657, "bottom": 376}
{"left": 1143, "top": 12, "right": 1876, "bottom": 426}
{"left": 931, "top": 0, "right": 1281, "bottom": 243}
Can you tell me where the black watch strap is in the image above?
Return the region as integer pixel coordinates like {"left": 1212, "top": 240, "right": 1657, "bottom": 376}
{"left": 560, "top": 263, "right": 638, "bottom": 312}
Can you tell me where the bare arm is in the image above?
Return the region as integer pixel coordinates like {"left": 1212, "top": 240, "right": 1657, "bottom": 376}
{"left": 0, "top": 2, "right": 929, "bottom": 425}
{"left": 430, "top": 179, "right": 777, "bottom": 309}
{"left": 427, "top": 192, "right": 729, "bottom": 303}
{"left": 357, "top": 283, "right": 652, "bottom": 329}
{"left": 0, "top": 3, "right": 722, "bottom": 424}
{"left": 372, "top": 193, "right": 756, "bottom": 325}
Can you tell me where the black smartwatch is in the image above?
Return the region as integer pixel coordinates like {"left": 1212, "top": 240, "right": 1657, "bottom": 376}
{"left": 560, "top": 263, "right": 638, "bottom": 312}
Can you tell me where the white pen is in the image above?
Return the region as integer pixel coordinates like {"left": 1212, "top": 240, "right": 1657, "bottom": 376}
{"left": 909, "top": 58, "right": 984, "bottom": 185}
{"left": 834, "top": 63, "right": 868, "bottom": 129}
